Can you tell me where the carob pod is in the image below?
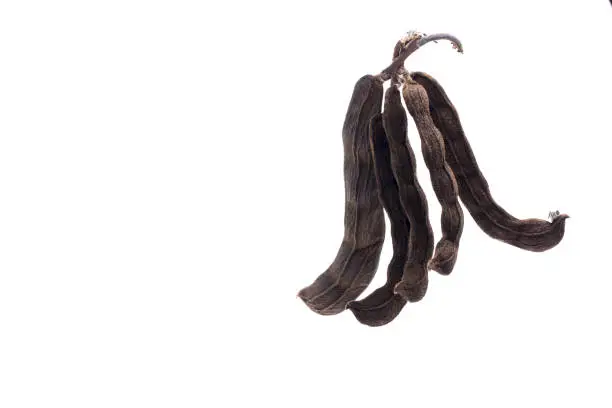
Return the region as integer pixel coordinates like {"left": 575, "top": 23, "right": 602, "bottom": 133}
{"left": 297, "top": 41, "right": 427, "bottom": 315}
{"left": 383, "top": 81, "right": 434, "bottom": 301}
{"left": 402, "top": 77, "right": 464, "bottom": 275}
{"left": 346, "top": 113, "right": 412, "bottom": 326}
{"left": 297, "top": 74, "right": 385, "bottom": 315}
{"left": 410, "top": 72, "right": 569, "bottom": 251}
{"left": 348, "top": 32, "right": 464, "bottom": 320}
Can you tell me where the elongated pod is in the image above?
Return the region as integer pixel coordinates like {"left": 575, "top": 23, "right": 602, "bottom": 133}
{"left": 347, "top": 113, "right": 410, "bottom": 326}
{"left": 297, "top": 75, "right": 385, "bottom": 315}
{"left": 410, "top": 72, "right": 568, "bottom": 251}
{"left": 383, "top": 84, "right": 434, "bottom": 301}
{"left": 402, "top": 78, "right": 464, "bottom": 275}
{"left": 298, "top": 32, "right": 465, "bottom": 316}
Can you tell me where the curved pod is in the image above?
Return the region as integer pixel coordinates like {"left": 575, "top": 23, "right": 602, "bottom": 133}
{"left": 410, "top": 72, "right": 568, "bottom": 251}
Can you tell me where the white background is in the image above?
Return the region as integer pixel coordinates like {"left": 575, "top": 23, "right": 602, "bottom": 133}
{"left": 1, "top": 1, "right": 611, "bottom": 407}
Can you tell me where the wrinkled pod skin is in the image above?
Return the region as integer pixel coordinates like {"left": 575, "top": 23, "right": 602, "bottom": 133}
{"left": 410, "top": 72, "right": 568, "bottom": 251}
{"left": 347, "top": 114, "right": 411, "bottom": 326}
{"left": 297, "top": 75, "right": 385, "bottom": 315}
{"left": 402, "top": 79, "right": 464, "bottom": 275}
{"left": 346, "top": 34, "right": 465, "bottom": 322}
{"left": 383, "top": 84, "right": 434, "bottom": 301}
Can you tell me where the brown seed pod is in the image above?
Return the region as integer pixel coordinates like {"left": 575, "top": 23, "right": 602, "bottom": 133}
{"left": 297, "top": 74, "right": 386, "bottom": 315}
{"left": 383, "top": 83, "right": 434, "bottom": 301}
{"left": 410, "top": 71, "right": 569, "bottom": 251}
{"left": 346, "top": 33, "right": 465, "bottom": 319}
{"left": 297, "top": 33, "right": 458, "bottom": 315}
{"left": 401, "top": 77, "right": 464, "bottom": 275}
{"left": 347, "top": 113, "right": 411, "bottom": 326}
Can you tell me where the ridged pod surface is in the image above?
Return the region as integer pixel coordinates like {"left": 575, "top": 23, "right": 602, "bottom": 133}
{"left": 410, "top": 72, "right": 568, "bottom": 251}
{"left": 402, "top": 79, "right": 464, "bottom": 275}
{"left": 297, "top": 75, "right": 385, "bottom": 315}
{"left": 383, "top": 85, "right": 434, "bottom": 301}
{"left": 347, "top": 113, "right": 410, "bottom": 326}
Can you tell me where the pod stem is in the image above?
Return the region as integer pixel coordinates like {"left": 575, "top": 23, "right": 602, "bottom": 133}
{"left": 379, "top": 31, "right": 463, "bottom": 81}
{"left": 417, "top": 33, "right": 463, "bottom": 52}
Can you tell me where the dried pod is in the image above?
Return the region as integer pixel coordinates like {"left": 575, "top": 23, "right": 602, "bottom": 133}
{"left": 347, "top": 113, "right": 411, "bottom": 326}
{"left": 297, "top": 74, "right": 386, "bottom": 315}
{"left": 297, "top": 34, "right": 457, "bottom": 315}
{"left": 410, "top": 71, "right": 569, "bottom": 251}
{"left": 401, "top": 78, "right": 464, "bottom": 275}
{"left": 383, "top": 83, "right": 434, "bottom": 301}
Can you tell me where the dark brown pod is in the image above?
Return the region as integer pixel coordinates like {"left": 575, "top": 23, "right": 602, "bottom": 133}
{"left": 347, "top": 113, "right": 410, "bottom": 326}
{"left": 297, "top": 75, "right": 385, "bottom": 315}
{"left": 382, "top": 84, "right": 434, "bottom": 301}
{"left": 402, "top": 78, "right": 464, "bottom": 275}
{"left": 298, "top": 32, "right": 466, "bottom": 316}
{"left": 298, "top": 33, "right": 461, "bottom": 315}
{"left": 410, "top": 71, "right": 568, "bottom": 251}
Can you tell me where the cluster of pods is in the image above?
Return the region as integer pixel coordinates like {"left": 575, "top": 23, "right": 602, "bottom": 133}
{"left": 297, "top": 31, "right": 569, "bottom": 327}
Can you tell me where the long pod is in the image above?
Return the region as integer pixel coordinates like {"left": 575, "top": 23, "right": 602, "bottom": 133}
{"left": 383, "top": 83, "right": 434, "bottom": 301}
{"left": 402, "top": 78, "right": 464, "bottom": 275}
{"left": 347, "top": 113, "right": 411, "bottom": 326}
{"left": 410, "top": 71, "right": 569, "bottom": 251}
{"left": 297, "top": 33, "right": 459, "bottom": 315}
{"left": 297, "top": 74, "right": 385, "bottom": 315}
